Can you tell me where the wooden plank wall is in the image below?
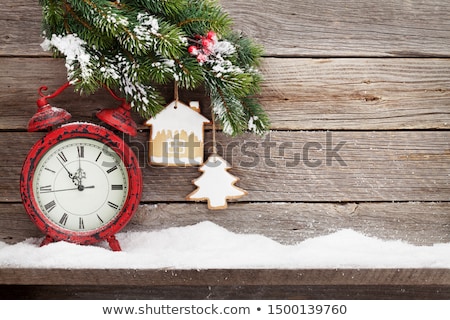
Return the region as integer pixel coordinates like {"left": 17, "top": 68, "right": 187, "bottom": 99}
{"left": 0, "top": 0, "right": 449, "bottom": 249}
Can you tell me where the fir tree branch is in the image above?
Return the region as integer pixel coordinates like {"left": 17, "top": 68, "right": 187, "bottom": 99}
{"left": 63, "top": 0, "right": 93, "bottom": 32}
{"left": 39, "top": 0, "right": 269, "bottom": 135}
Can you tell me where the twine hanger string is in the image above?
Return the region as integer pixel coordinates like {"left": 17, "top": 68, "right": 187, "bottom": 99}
{"left": 211, "top": 110, "right": 217, "bottom": 155}
{"left": 174, "top": 80, "right": 179, "bottom": 108}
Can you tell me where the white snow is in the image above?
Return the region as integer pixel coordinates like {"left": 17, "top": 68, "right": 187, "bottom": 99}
{"left": 41, "top": 34, "right": 93, "bottom": 82}
{"left": 136, "top": 13, "right": 159, "bottom": 34}
{"left": 1, "top": 221, "right": 449, "bottom": 269}
{"left": 146, "top": 100, "right": 210, "bottom": 142}
{"left": 248, "top": 115, "right": 259, "bottom": 132}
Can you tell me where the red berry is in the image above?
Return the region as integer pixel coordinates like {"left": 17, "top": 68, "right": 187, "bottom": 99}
{"left": 188, "top": 45, "right": 199, "bottom": 55}
{"left": 202, "top": 38, "right": 214, "bottom": 52}
{"left": 207, "top": 31, "right": 217, "bottom": 41}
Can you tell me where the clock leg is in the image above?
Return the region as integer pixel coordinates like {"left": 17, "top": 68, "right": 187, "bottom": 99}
{"left": 107, "top": 235, "right": 122, "bottom": 251}
{"left": 40, "top": 235, "right": 55, "bottom": 247}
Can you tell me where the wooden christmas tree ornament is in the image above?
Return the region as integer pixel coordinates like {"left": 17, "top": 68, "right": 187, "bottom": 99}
{"left": 186, "top": 154, "right": 248, "bottom": 210}
{"left": 186, "top": 113, "right": 247, "bottom": 209}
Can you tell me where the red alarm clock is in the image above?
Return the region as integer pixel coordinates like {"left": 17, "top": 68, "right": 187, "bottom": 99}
{"left": 20, "top": 83, "right": 142, "bottom": 251}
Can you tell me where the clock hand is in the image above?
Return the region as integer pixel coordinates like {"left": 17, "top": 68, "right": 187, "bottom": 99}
{"left": 40, "top": 185, "right": 95, "bottom": 193}
{"left": 75, "top": 146, "right": 85, "bottom": 186}
{"left": 57, "top": 157, "right": 75, "bottom": 180}
{"left": 77, "top": 183, "right": 91, "bottom": 191}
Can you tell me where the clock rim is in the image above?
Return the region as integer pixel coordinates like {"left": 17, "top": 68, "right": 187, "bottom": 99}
{"left": 20, "top": 123, "right": 142, "bottom": 245}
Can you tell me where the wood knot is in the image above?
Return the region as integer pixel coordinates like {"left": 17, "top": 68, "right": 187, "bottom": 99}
{"left": 363, "top": 95, "right": 381, "bottom": 102}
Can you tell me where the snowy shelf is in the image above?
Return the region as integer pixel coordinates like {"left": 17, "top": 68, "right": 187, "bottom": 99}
{"left": 1, "top": 268, "right": 450, "bottom": 299}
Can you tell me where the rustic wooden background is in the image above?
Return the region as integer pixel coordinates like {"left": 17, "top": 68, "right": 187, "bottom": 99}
{"left": 0, "top": 0, "right": 449, "bottom": 299}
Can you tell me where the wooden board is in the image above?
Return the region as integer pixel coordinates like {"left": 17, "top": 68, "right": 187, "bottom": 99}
{"left": 130, "top": 202, "right": 450, "bottom": 246}
{"left": 1, "top": 57, "right": 449, "bottom": 130}
{"left": 1, "top": 268, "right": 449, "bottom": 299}
{"left": 2, "top": 202, "right": 449, "bottom": 246}
{"left": 2, "top": 0, "right": 450, "bottom": 57}
{"left": 2, "top": 268, "right": 449, "bottom": 286}
{"left": 221, "top": 0, "right": 450, "bottom": 57}
{"left": 260, "top": 58, "right": 450, "bottom": 130}
{"left": 1, "top": 131, "right": 449, "bottom": 202}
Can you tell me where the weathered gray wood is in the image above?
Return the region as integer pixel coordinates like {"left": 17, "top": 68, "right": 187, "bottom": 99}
{"left": 221, "top": 0, "right": 450, "bottom": 57}
{"left": 0, "top": 1, "right": 45, "bottom": 57}
{"left": 260, "top": 58, "right": 450, "bottom": 130}
{"left": 0, "top": 57, "right": 210, "bottom": 130}
{"left": 1, "top": 268, "right": 449, "bottom": 286}
{"left": 130, "top": 202, "right": 450, "bottom": 246}
{"left": 2, "top": 0, "right": 450, "bottom": 57}
{"left": 2, "top": 202, "right": 449, "bottom": 245}
{"left": 2, "top": 131, "right": 449, "bottom": 202}
{"left": 1, "top": 57, "right": 449, "bottom": 130}
{"left": 0, "top": 204, "right": 43, "bottom": 243}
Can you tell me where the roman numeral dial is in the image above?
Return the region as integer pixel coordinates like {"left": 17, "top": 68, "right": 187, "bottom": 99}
{"left": 59, "top": 213, "right": 68, "bottom": 226}
{"left": 33, "top": 138, "right": 129, "bottom": 232}
{"left": 20, "top": 122, "right": 142, "bottom": 251}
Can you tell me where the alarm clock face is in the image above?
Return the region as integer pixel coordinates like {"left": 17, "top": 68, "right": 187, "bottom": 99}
{"left": 20, "top": 123, "right": 142, "bottom": 244}
{"left": 33, "top": 138, "right": 128, "bottom": 232}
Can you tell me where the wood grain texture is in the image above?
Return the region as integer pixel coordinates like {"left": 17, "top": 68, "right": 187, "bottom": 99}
{"left": 1, "top": 57, "right": 449, "bottom": 130}
{"left": 2, "top": 131, "right": 449, "bottom": 203}
{"left": 1, "top": 268, "right": 449, "bottom": 286}
{"left": 1, "top": 0, "right": 450, "bottom": 57}
{"left": 260, "top": 58, "right": 450, "bottom": 130}
{"left": 0, "top": 1, "right": 44, "bottom": 57}
{"left": 130, "top": 202, "right": 450, "bottom": 246}
{"left": 220, "top": 0, "right": 450, "bottom": 57}
{"left": 2, "top": 202, "right": 449, "bottom": 245}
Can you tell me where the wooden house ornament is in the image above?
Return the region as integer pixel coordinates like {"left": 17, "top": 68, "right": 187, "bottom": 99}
{"left": 145, "top": 100, "right": 210, "bottom": 166}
